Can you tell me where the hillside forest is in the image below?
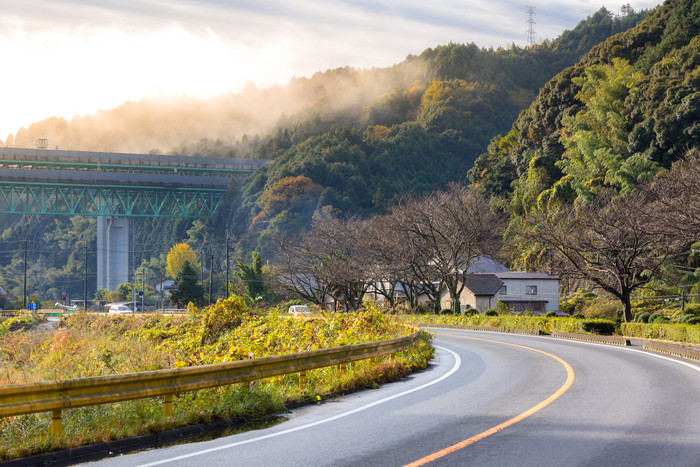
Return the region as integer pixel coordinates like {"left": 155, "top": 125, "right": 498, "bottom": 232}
{"left": 0, "top": 1, "right": 697, "bottom": 319}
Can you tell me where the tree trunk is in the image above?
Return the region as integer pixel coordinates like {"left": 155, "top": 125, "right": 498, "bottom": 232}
{"left": 622, "top": 291, "right": 633, "bottom": 322}
{"left": 448, "top": 286, "right": 460, "bottom": 314}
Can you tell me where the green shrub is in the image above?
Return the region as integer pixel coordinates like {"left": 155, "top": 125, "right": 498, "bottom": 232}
{"left": 440, "top": 309, "right": 453, "bottom": 315}
{"left": 581, "top": 321, "right": 615, "bottom": 335}
{"left": 633, "top": 311, "right": 651, "bottom": 323}
{"left": 648, "top": 313, "right": 670, "bottom": 324}
{"left": 485, "top": 309, "right": 498, "bottom": 317}
{"left": 411, "top": 304, "right": 432, "bottom": 315}
{"left": 545, "top": 311, "right": 559, "bottom": 318}
{"left": 679, "top": 314, "right": 700, "bottom": 325}
{"left": 582, "top": 301, "right": 621, "bottom": 320}
{"left": 496, "top": 301, "right": 510, "bottom": 314}
{"left": 559, "top": 301, "right": 576, "bottom": 315}
{"left": 622, "top": 322, "right": 700, "bottom": 343}
{"left": 0, "top": 314, "right": 42, "bottom": 337}
{"left": 462, "top": 306, "right": 478, "bottom": 316}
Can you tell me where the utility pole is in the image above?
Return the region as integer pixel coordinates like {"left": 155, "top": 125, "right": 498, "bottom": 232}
{"left": 83, "top": 242, "right": 88, "bottom": 311}
{"left": 23, "top": 241, "right": 27, "bottom": 309}
{"left": 209, "top": 254, "right": 214, "bottom": 305}
{"left": 141, "top": 268, "right": 145, "bottom": 313}
{"left": 200, "top": 250, "right": 205, "bottom": 288}
{"left": 225, "top": 236, "right": 230, "bottom": 299}
{"left": 159, "top": 269, "right": 164, "bottom": 311}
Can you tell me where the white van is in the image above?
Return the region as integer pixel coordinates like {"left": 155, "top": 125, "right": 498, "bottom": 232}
{"left": 288, "top": 305, "right": 312, "bottom": 317}
{"left": 108, "top": 304, "right": 132, "bottom": 314}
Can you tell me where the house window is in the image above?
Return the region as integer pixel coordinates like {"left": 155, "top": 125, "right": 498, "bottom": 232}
{"left": 498, "top": 285, "right": 507, "bottom": 295}
{"left": 526, "top": 285, "right": 537, "bottom": 295}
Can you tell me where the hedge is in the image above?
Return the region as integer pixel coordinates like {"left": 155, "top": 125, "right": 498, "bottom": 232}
{"left": 403, "top": 314, "right": 616, "bottom": 336}
{"left": 621, "top": 322, "right": 700, "bottom": 344}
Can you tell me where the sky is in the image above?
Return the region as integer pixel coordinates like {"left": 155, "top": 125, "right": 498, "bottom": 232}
{"left": 0, "top": 0, "right": 662, "bottom": 141}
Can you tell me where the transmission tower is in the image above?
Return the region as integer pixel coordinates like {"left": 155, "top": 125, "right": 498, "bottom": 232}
{"left": 526, "top": 5, "right": 537, "bottom": 47}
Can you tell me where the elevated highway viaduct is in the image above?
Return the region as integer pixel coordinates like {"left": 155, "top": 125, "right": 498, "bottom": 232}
{"left": 0, "top": 147, "right": 271, "bottom": 292}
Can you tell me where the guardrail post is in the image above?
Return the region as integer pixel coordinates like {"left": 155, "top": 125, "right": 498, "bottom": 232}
{"left": 163, "top": 394, "right": 173, "bottom": 417}
{"left": 299, "top": 371, "right": 307, "bottom": 391}
{"left": 243, "top": 381, "right": 250, "bottom": 393}
{"left": 51, "top": 409, "right": 62, "bottom": 438}
{"left": 339, "top": 363, "right": 347, "bottom": 374}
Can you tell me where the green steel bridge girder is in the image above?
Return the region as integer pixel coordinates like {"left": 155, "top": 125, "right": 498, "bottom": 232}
{"left": 0, "top": 182, "right": 225, "bottom": 218}
{"left": 0, "top": 159, "right": 250, "bottom": 178}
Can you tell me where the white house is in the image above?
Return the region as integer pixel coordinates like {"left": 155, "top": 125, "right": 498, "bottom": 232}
{"left": 438, "top": 257, "right": 560, "bottom": 313}
{"left": 492, "top": 272, "right": 560, "bottom": 313}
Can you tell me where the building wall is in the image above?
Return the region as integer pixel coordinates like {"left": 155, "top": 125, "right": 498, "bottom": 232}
{"left": 494, "top": 278, "right": 559, "bottom": 312}
{"left": 439, "top": 288, "right": 489, "bottom": 311}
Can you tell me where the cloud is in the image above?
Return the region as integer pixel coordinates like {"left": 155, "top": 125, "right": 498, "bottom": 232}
{"left": 0, "top": 0, "right": 662, "bottom": 139}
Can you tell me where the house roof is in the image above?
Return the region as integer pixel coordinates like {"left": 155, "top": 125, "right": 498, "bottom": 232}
{"left": 462, "top": 274, "right": 503, "bottom": 296}
{"left": 465, "top": 256, "right": 511, "bottom": 274}
{"left": 495, "top": 272, "right": 559, "bottom": 280}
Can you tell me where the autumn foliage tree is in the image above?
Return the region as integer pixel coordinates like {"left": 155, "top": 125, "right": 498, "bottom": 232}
{"left": 166, "top": 243, "right": 199, "bottom": 279}
{"left": 257, "top": 175, "right": 323, "bottom": 217}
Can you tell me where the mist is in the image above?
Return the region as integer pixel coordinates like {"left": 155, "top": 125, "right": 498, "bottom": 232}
{"left": 4, "top": 58, "right": 430, "bottom": 156}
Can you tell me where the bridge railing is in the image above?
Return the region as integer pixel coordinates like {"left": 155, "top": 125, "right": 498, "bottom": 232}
{"left": 0, "top": 330, "right": 421, "bottom": 437}
{"left": 0, "top": 147, "right": 270, "bottom": 172}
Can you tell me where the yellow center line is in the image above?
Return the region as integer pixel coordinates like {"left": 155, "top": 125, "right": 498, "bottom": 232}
{"left": 404, "top": 333, "right": 576, "bottom": 467}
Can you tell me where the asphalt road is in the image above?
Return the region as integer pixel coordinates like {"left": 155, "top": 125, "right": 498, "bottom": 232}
{"left": 90, "top": 329, "right": 700, "bottom": 466}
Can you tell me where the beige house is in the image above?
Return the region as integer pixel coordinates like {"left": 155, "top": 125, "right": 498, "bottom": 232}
{"left": 438, "top": 274, "right": 504, "bottom": 311}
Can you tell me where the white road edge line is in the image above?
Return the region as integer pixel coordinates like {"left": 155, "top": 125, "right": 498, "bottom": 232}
{"left": 137, "top": 346, "right": 461, "bottom": 467}
{"left": 434, "top": 328, "right": 700, "bottom": 373}
{"left": 568, "top": 339, "right": 700, "bottom": 372}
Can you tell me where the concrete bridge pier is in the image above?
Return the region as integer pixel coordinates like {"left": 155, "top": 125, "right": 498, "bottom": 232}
{"left": 96, "top": 216, "right": 133, "bottom": 291}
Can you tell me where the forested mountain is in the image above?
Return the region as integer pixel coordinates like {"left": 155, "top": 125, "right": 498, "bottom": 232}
{"left": 470, "top": 0, "right": 698, "bottom": 219}
{"left": 0, "top": 7, "right": 650, "bottom": 301}
{"left": 221, "top": 7, "right": 648, "bottom": 256}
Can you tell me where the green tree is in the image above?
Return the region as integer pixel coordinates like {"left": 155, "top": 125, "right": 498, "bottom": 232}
{"left": 235, "top": 251, "right": 266, "bottom": 299}
{"left": 557, "top": 59, "right": 659, "bottom": 200}
{"left": 170, "top": 261, "right": 205, "bottom": 307}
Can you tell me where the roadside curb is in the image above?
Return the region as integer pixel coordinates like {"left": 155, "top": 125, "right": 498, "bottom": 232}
{"left": 642, "top": 341, "right": 700, "bottom": 362}
{"left": 550, "top": 331, "right": 630, "bottom": 346}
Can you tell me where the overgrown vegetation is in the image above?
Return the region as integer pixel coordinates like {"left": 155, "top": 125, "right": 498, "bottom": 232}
{"left": 0, "top": 300, "right": 432, "bottom": 460}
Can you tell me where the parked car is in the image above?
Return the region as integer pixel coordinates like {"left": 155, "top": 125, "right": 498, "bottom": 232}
{"left": 108, "top": 304, "right": 132, "bottom": 314}
{"left": 288, "top": 305, "right": 312, "bottom": 317}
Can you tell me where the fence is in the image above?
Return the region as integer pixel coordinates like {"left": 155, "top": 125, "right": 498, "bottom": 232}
{"left": 0, "top": 330, "right": 421, "bottom": 437}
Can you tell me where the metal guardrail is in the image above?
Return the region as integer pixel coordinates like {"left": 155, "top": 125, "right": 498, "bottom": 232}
{"left": 0, "top": 330, "right": 421, "bottom": 437}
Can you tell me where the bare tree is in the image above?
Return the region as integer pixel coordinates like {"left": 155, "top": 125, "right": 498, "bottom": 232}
{"left": 641, "top": 149, "right": 700, "bottom": 243}
{"left": 524, "top": 190, "right": 683, "bottom": 322}
{"left": 390, "top": 184, "right": 503, "bottom": 314}
{"left": 363, "top": 216, "right": 433, "bottom": 310}
{"left": 273, "top": 232, "right": 332, "bottom": 305}
{"left": 310, "top": 216, "right": 371, "bottom": 310}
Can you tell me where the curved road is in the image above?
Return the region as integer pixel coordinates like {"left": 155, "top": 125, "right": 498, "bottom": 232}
{"left": 92, "top": 329, "right": 700, "bottom": 466}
